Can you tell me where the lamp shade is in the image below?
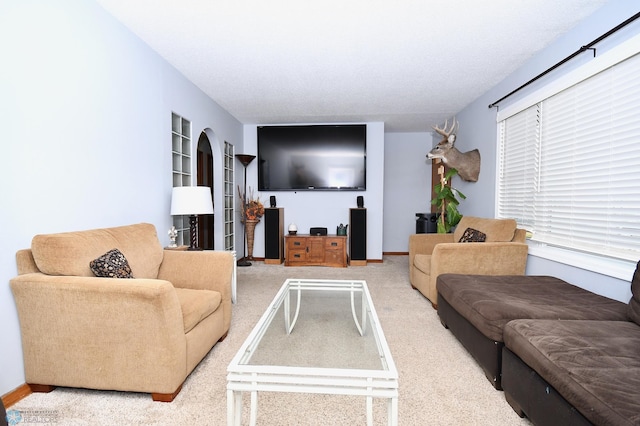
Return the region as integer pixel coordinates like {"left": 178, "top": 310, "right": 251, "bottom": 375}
{"left": 235, "top": 154, "right": 256, "bottom": 167}
{"left": 170, "top": 186, "right": 214, "bottom": 216}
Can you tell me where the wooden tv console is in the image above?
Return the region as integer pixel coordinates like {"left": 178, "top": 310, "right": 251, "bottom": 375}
{"left": 284, "top": 234, "right": 347, "bottom": 267}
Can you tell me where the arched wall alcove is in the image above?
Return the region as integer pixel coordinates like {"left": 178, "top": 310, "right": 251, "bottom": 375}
{"left": 197, "top": 127, "right": 230, "bottom": 251}
{"left": 196, "top": 131, "right": 214, "bottom": 249}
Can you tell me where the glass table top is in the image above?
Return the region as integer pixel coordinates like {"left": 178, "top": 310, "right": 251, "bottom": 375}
{"left": 230, "top": 278, "right": 396, "bottom": 374}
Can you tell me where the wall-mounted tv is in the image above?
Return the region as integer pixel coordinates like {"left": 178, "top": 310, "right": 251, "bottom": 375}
{"left": 257, "top": 124, "right": 366, "bottom": 191}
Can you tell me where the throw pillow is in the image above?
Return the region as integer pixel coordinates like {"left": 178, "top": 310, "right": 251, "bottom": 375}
{"left": 458, "top": 227, "right": 487, "bottom": 243}
{"left": 90, "top": 248, "right": 134, "bottom": 278}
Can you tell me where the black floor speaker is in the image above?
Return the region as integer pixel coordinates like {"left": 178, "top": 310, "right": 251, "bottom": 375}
{"left": 349, "top": 208, "right": 367, "bottom": 266}
{"left": 264, "top": 208, "right": 284, "bottom": 264}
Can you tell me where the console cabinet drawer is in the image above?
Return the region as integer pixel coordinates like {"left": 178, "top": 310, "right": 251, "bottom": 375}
{"left": 287, "top": 237, "right": 307, "bottom": 247}
{"left": 324, "top": 249, "right": 346, "bottom": 267}
{"left": 288, "top": 249, "right": 308, "bottom": 262}
{"left": 324, "top": 237, "right": 344, "bottom": 249}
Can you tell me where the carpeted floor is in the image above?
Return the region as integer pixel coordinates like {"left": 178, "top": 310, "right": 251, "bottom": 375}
{"left": 8, "top": 255, "right": 531, "bottom": 425}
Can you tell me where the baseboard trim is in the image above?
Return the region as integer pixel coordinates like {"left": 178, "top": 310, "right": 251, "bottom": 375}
{"left": 383, "top": 252, "right": 408, "bottom": 256}
{"left": 239, "top": 257, "right": 265, "bottom": 262}
{"left": 2, "top": 383, "right": 32, "bottom": 408}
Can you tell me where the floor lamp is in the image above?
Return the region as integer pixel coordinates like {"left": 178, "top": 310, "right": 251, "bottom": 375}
{"left": 236, "top": 154, "right": 256, "bottom": 267}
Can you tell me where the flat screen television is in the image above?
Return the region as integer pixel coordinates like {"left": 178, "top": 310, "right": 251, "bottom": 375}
{"left": 257, "top": 124, "right": 366, "bottom": 191}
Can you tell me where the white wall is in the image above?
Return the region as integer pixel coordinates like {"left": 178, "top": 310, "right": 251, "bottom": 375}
{"left": 453, "top": 0, "right": 640, "bottom": 302}
{"left": 383, "top": 132, "right": 434, "bottom": 252}
{"left": 0, "top": 0, "right": 243, "bottom": 397}
{"left": 242, "top": 123, "right": 385, "bottom": 261}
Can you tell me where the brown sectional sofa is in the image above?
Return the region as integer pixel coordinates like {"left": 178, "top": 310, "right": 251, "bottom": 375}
{"left": 10, "top": 223, "right": 234, "bottom": 402}
{"left": 437, "top": 264, "right": 640, "bottom": 425}
{"left": 437, "top": 274, "right": 629, "bottom": 390}
{"left": 501, "top": 263, "right": 640, "bottom": 426}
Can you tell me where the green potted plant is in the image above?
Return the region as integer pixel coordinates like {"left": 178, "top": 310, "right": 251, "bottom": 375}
{"left": 431, "top": 167, "right": 465, "bottom": 233}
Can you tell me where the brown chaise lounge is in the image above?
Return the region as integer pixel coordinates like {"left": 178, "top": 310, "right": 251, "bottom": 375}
{"left": 437, "top": 273, "right": 629, "bottom": 390}
{"left": 501, "top": 262, "right": 640, "bottom": 426}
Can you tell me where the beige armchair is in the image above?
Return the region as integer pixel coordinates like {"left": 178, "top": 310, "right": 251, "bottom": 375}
{"left": 409, "top": 216, "right": 528, "bottom": 308}
{"left": 10, "top": 223, "right": 233, "bottom": 402}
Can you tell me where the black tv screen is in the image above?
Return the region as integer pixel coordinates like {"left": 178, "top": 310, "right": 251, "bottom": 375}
{"left": 257, "top": 124, "right": 366, "bottom": 191}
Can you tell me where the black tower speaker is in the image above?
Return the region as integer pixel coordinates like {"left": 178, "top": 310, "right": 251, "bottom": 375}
{"left": 264, "top": 208, "right": 284, "bottom": 264}
{"left": 349, "top": 208, "right": 367, "bottom": 266}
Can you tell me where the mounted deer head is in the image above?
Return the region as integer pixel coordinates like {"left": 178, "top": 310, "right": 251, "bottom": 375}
{"left": 427, "top": 118, "right": 481, "bottom": 182}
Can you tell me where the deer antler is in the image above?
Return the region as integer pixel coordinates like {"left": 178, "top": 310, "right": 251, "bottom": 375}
{"left": 432, "top": 118, "right": 458, "bottom": 137}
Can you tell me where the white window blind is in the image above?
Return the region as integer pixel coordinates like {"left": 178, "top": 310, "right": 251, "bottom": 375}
{"left": 498, "top": 51, "right": 640, "bottom": 263}
{"left": 497, "top": 104, "right": 540, "bottom": 229}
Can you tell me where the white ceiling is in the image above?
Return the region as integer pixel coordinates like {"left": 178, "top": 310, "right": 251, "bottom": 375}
{"left": 96, "top": 0, "right": 609, "bottom": 132}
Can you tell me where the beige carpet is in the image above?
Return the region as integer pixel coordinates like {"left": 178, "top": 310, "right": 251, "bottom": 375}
{"left": 9, "top": 256, "right": 531, "bottom": 425}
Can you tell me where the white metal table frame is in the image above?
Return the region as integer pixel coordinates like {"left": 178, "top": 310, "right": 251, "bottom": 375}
{"left": 227, "top": 279, "right": 398, "bottom": 426}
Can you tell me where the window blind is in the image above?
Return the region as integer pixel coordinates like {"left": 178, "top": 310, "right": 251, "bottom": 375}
{"left": 498, "top": 51, "right": 640, "bottom": 262}
{"left": 497, "top": 104, "right": 539, "bottom": 230}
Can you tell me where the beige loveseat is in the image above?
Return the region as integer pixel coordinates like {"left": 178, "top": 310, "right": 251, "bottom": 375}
{"left": 409, "top": 216, "right": 528, "bottom": 308}
{"left": 10, "top": 223, "right": 233, "bottom": 402}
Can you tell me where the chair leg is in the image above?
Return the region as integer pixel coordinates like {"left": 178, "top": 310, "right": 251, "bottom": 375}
{"left": 218, "top": 331, "right": 229, "bottom": 342}
{"left": 29, "top": 382, "right": 183, "bottom": 403}
{"left": 151, "top": 383, "right": 182, "bottom": 402}
{"left": 29, "top": 384, "right": 56, "bottom": 393}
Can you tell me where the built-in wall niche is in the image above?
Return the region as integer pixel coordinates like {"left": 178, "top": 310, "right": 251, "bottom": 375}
{"left": 224, "top": 141, "right": 235, "bottom": 251}
{"left": 171, "top": 112, "right": 191, "bottom": 246}
{"left": 172, "top": 113, "right": 191, "bottom": 187}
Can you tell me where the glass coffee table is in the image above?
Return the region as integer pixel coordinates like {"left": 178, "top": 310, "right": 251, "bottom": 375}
{"left": 227, "top": 278, "right": 398, "bottom": 425}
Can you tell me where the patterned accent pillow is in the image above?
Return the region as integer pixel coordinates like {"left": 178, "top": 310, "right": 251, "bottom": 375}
{"left": 458, "top": 227, "right": 487, "bottom": 243}
{"left": 90, "top": 248, "right": 134, "bottom": 278}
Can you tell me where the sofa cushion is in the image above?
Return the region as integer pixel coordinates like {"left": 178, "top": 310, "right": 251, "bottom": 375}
{"left": 89, "top": 248, "right": 134, "bottom": 278}
{"left": 413, "top": 254, "right": 431, "bottom": 275}
{"left": 453, "top": 216, "right": 517, "bottom": 243}
{"left": 437, "top": 274, "right": 629, "bottom": 342}
{"left": 504, "top": 319, "right": 640, "bottom": 426}
{"left": 31, "top": 223, "right": 163, "bottom": 279}
{"left": 458, "top": 228, "right": 486, "bottom": 243}
{"left": 628, "top": 260, "right": 640, "bottom": 325}
{"left": 175, "top": 288, "right": 221, "bottom": 333}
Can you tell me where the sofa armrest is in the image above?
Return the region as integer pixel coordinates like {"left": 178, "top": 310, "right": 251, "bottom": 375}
{"left": 158, "top": 250, "right": 234, "bottom": 332}
{"left": 513, "top": 228, "right": 527, "bottom": 243}
{"left": 431, "top": 242, "right": 529, "bottom": 279}
{"left": 16, "top": 249, "right": 39, "bottom": 274}
{"left": 409, "top": 233, "right": 454, "bottom": 264}
{"left": 10, "top": 273, "right": 186, "bottom": 393}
